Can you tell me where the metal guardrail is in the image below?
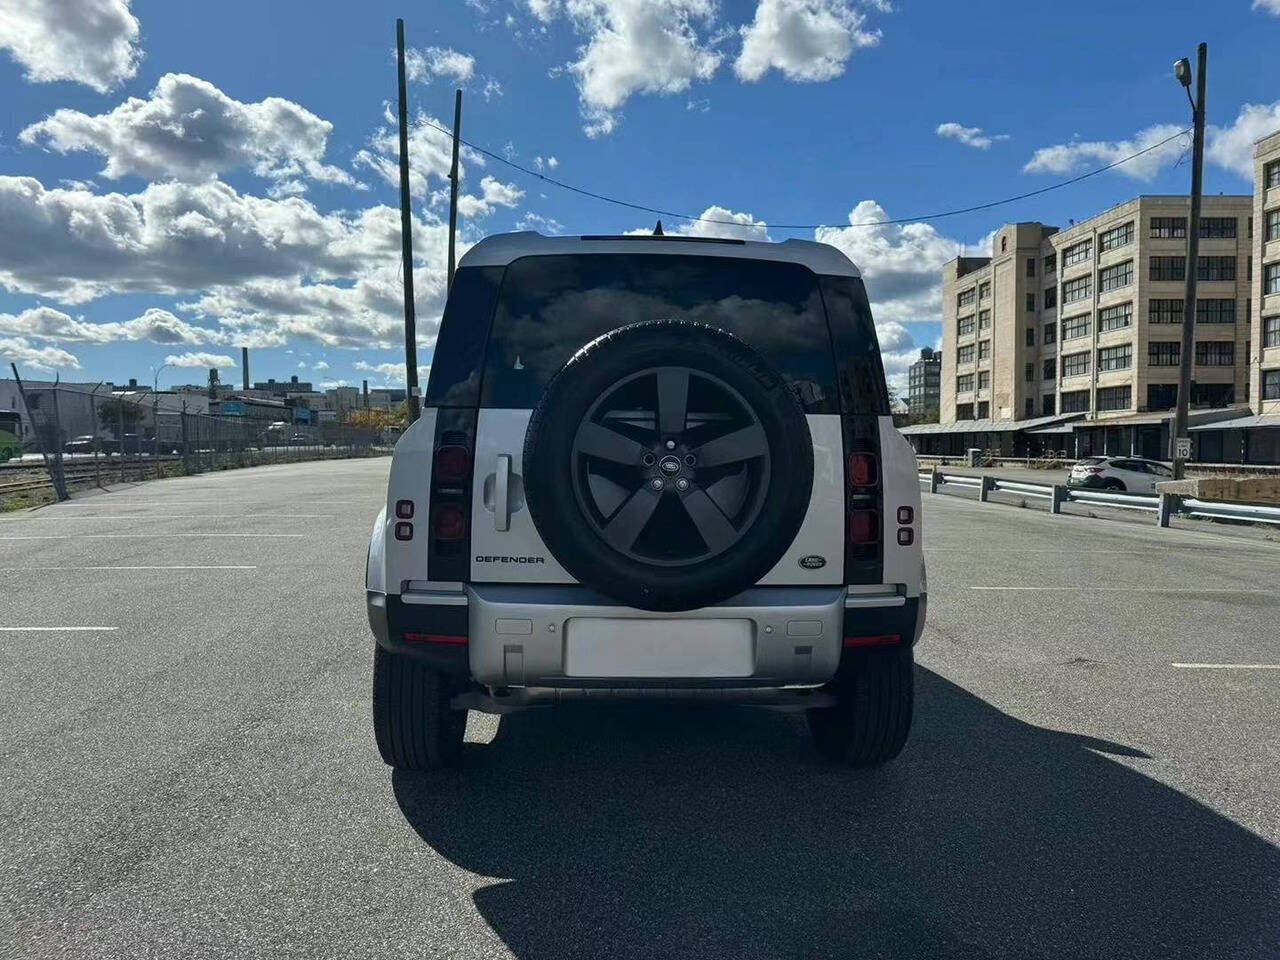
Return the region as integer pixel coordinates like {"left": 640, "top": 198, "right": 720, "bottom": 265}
{"left": 918, "top": 468, "right": 1277, "bottom": 529}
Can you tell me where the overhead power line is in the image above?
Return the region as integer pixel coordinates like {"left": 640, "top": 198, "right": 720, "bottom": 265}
{"left": 415, "top": 117, "right": 1191, "bottom": 231}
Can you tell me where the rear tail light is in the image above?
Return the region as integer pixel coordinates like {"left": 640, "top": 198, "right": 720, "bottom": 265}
{"left": 848, "top": 509, "right": 879, "bottom": 544}
{"left": 844, "top": 633, "right": 901, "bottom": 648}
{"left": 395, "top": 499, "right": 415, "bottom": 519}
{"left": 433, "top": 444, "right": 471, "bottom": 484}
{"left": 432, "top": 503, "right": 467, "bottom": 541}
{"left": 405, "top": 632, "right": 467, "bottom": 645}
{"left": 427, "top": 414, "right": 477, "bottom": 580}
{"left": 847, "top": 452, "right": 878, "bottom": 487}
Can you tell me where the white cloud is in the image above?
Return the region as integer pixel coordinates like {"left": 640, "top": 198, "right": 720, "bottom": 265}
{"left": 0, "top": 336, "right": 80, "bottom": 371}
{"left": 1254, "top": 0, "right": 1280, "bottom": 13}
{"left": 1022, "top": 123, "right": 1188, "bottom": 180}
{"left": 354, "top": 359, "right": 431, "bottom": 383}
{"left": 1206, "top": 101, "right": 1280, "bottom": 180}
{"left": 405, "top": 46, "right": 476, "bottom": 84}
{"left": 482, "top": 78, "right": 504, "bottom": 100}
{"left": 936, "top": 121, "right": 1009, "bottom": 150}
{"left": 21, "top": 73, "right": 354, "bottom": 191}
{"left": 456, "top": 175, "right": 526, "bottom": 218}
{"left": 164, "top": 351, "right": 236, "bottom": 369}
{"left": 313, "top": 360, "right": 330, "bottom": 371}
{"left": 815, "top": 200, "right": 966, "bottom": 332}
{"left": 0, "top": 0, "right": 140, "bottom": 93}
{"left": 735, "top": 0, "right": 880, "bottom": 83}
{"left": 676, "top": 204, "right": 770, "bottom": 241}
{"left": 544, "top": 0, "right": 722, "bottom": 136}
{"left": 355, "top": 107, "right": 485, "bottom": 201}
{"left": 533, "top": 155, "right": 560, "bottom": 171}
{"left": 515, "top": 211, "right": 565, "bottom": 234}
{"left": 0, "top": 305, "right": 223, "bottom": 345}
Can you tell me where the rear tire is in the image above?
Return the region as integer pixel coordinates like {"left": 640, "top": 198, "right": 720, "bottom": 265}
{"left": 1102, "top": 478, "right": 1126, "bottom": 491}
{"left": 372, "top": 646, "right": 467, "bottom": 770}
{"left": 807, "top": 646, "right": 914, "bottom": 766}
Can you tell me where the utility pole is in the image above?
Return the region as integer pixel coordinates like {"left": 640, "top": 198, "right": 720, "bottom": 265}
{"left": 395, "top": 18, "right": 421, "bottom": 422}
{"left": 447, "top": 89, "right": 463, "bottom": 290}
{"left": 1172, "top": 42, "right": 1206, "bottom": 479}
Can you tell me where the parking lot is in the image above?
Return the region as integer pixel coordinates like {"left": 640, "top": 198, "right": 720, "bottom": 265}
{"left": 2, "top": 457, "right": 1278, "bottom": 959}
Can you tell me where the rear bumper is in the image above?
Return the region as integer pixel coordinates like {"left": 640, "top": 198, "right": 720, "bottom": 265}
{"left": 370, "top": 584, "right": 925, "bottom": 689}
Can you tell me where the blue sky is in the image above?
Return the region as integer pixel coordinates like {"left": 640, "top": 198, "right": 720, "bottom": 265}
{"left": 1, "top": 0, "right": 1279, "bottom": 391}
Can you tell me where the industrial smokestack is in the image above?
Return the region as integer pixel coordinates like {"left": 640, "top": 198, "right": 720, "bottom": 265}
{"left": 241, "top": 347, "right": 250, "bottom": 391}
{"left": 362, "top": 379, "right": 369, "bottom": 408}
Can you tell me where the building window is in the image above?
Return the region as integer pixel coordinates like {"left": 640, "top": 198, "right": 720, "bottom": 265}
{"left": 1099, "top": 301, "right": 1133, "bottom": 332}
{"left": 1263, "top": 370, "right": 1280, "bottom": 401}
{"left": 1024, "top": 257, "right": 1035, "bottom": 278}
{"left": 1098, "top": 259, "right": 1133, "bottom": 292}
{"left": 1044, "top": 286, "right": 1057, "bottom": 309}
{"left": 978, "top": 281, "right": 990, "bottom": 301}
{"left": 978, "top": 308, "right": 991, "bottom": 330}
{"left": 1063, "top": 239, "right": 1091, "bottom": 266}
{"left": 1197, "top": 256, "right": 1236, "bottom": 281}
{"left": 1198, "top": 217, "right": 1237, "bottom": 239}
{"left": 1061, "top": 313, "right": 1090, "bottom": 341}
{"left": 1266, "top": 160, "right": 1280, "bottom": 189}
{"left": 1191, "top": 382, "right": 1234, "bottom": 407}
{"left": 1024, "top": 397, "right": 1034, "bottom": 418}
{"left": 1099, "top": 221, "right": 1134, "bottom": 251}
{"left": 1150, "top": 216, "right": 1187, "bottom": 238}
{"left": 1043, "top": 358, "right": 1055, "bottom": 380}
{"left": 1097, "top": 344, "right": 1132, "bottom": 372}
{"left": 1026, "top": 293, "right": 1036, "bottom": 313}
{"left": 1148, "top": 383, "right": 1178, "bottom": 409}
{"left": 1061, "top": 351, "right": 1090, "bottom": 377}
{"left": 1149, "top": 342, "right": 1181, "bottom": 366}
{"left": 1266, "top": 209, "right": 1280, "bottom": 242}
{"left": 1149, "top": 298, "right": 1183, "bottom": 324}
{"left": 958, "top": 316, "right": 975, "bottom": 336}
{"left": 1196, "top": 299, "right": 1236, "bottom": 325}
{"left": 1062, "top": 275, "right": 1091, "bottom": 303}
{"left": 1001, "top": 235, "right": 1008, "bottom": 252}
{"left": 978, "top": 339, "right": 991, "bottom": 359}
{"left": 1042, "top": 395, "right": 1056, "bottom": 415}
{"left": 957, "top": 373, "right": 974, "bottom": 392}
{"left": 1264, "top": 315, "right": 1280, "bottom": 348}
{"left": 1150, "top": 256, "right": 1186, "bottom": 281}
{"left": 1025, "top": 362, "right": 1034, "bottom": 382}
{"left": 1096, "top": 385, "right": 1131, "bottom": 411}
{"left": 1044, "top": 321, "right": 1056, "bottom": 343}
{"left": 978, "top": 370, "right": 991, "bottom": 390}
{"left": 1060, "top": 389, "right": 1090, "bottom": 413}
{"left": 957, "top": 344, "right": 974, "bottom": 364}
{"left": 957, "top": 288, "right": 975, "bottom": 309}
{"left": 1266, "top": 262, "right": 1280, "bottom": 295}
{"left": 1195, "top": 341, "right": 1235, "bottom": 366}
{"left": 977, "top": 400, "right": 990, "bottom": 419}
{"left": 956, "top": 402, "right": 975, "bottom": 420}
{"left": 1044, "top": 252, "right": 1057, "bottom": 273}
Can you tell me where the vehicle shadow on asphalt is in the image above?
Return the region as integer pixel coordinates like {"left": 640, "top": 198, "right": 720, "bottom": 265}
{"left": 393, "top": 668, "right": 1280, "bottom": 960}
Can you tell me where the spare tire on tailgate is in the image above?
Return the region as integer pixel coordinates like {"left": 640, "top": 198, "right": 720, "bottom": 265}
{"left": 523, "top": 320, "right": 813, "bottom": 611}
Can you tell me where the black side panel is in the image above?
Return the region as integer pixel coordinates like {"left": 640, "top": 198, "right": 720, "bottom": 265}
{"left": 841, "top": 413, "right": 883, "bottom": 585}
{"left": 427, "top": 409, "right": 477, "bottom": 583}
{"left": 424, "top": 266, "right": 504, "bottom": 408}
{"left": 820, "top": 276, "right": 890, "bottom": 416}
{"left": 382, "top": 596, "right": 469, "bottom": 675}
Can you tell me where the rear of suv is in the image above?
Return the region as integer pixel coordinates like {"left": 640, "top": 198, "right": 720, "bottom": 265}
{"left": 365, "top": 232, "right": 926, "bottom": 769}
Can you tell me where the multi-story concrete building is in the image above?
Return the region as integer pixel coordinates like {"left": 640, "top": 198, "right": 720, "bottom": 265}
{"left": 907, "top": 347, "right": 941, "bottom": 421}
{"left": 927, "top": 194, "right": 1261, "bottom": 459}
{"left": 1249, "top": 131, "right": 1280, "bottom": 460}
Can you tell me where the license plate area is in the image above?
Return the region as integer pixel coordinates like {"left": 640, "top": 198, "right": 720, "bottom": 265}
{"left": 563, "top": 618, "right": 755, "bottom": 678}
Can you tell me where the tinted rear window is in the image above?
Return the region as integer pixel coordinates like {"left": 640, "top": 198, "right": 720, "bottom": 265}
{"left": 424, "top": 266, "right": 505, "bottom": 407}
{"left": 479, "top": 254, "right": 841, "bottom": 412}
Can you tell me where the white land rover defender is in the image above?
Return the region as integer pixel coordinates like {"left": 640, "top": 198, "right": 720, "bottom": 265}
{"left": 366, "top": 232, "right": 925, "bottom": 768}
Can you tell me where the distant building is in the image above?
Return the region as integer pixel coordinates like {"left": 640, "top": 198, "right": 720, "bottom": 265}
{"left": 253, "top": 376, "right": 312, "bottom": 397}
{"left": 907, "top": 347, "right": 941, "bottom": 422}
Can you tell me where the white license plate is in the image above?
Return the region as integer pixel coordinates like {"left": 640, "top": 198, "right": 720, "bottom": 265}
{"left": 563, "top": 618, "right": 754, "bottom": 678}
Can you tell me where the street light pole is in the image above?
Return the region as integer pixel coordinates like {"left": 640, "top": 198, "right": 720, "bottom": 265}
{"left": 1172, "top": 43, "right": 1207, "bottom": 479}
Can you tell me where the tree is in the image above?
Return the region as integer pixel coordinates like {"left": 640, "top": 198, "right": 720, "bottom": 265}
{"left": 97, "top": 398, "right": 143, "bottom": 438}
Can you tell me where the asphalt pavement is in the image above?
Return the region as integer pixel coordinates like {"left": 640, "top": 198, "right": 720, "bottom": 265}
{"left": 2, "top": 458, "right": 1278, "bottom": 959}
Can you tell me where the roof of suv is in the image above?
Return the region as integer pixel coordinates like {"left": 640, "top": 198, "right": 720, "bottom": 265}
{"left": 457, "top": 231, "right": 862, "bottom": 278}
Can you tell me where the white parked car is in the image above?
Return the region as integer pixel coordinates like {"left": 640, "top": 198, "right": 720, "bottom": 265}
{"left": 1068, "top": 456, "right": 1173, "bottom": 493}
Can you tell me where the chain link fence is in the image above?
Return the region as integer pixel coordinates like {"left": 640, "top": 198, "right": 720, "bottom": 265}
{"left": 2, "top": 378, "right": 390, "bottom": 508}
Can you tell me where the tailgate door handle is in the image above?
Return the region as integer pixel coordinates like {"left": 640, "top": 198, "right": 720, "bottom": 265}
{"left": 495, "top": 453, "right": 511, "bottom": 531}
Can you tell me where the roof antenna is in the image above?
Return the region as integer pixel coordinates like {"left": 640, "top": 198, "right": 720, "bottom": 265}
{"left": 652, "top": 220, "right": 664, "bottom": 236}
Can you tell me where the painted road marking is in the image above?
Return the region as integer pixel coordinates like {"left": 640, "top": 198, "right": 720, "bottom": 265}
{"left": 0, "top": 565, "right": 257, "bottom": 571}
{"left": 0, "top": 533, "right": 306, "bottom": 540}
{"left": 0, "top": 626, "right": 118, "bottom": 632}
{"left": 971, "top": 586, "right": 1268, "bottom": 595}
{"left": 1171, "top": 663, "right": 1280, "bottom": 670}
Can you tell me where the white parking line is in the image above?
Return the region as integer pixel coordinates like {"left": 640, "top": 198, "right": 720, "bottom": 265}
{"left": 1172, "top": 663, "right": 1280, "bottom": 670}
{"left": 0, "top": 626, "right": 118, "bottom": 632}
{"left": 0, "top": 565, "right": 257, "bottom": 571}
{"left": 970, "top": 586, "right": 1267, "bottom": 595}
{"left": 0, "top": 533, "right": 306, "bottom": 540}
